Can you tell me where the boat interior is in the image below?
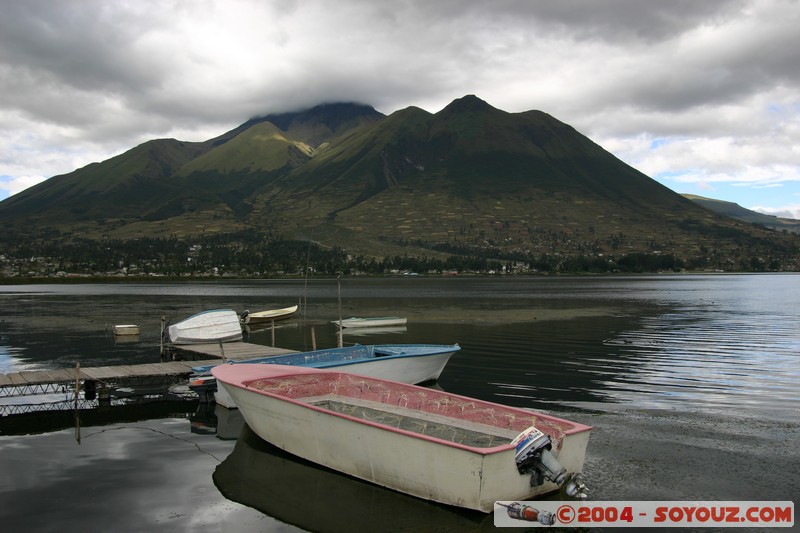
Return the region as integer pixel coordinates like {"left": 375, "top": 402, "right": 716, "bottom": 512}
{"left": 309, "top": 395, "right": 520, "bottom": 449}
{"left": 248, "top": 373, "right": 571, "bottom": 449}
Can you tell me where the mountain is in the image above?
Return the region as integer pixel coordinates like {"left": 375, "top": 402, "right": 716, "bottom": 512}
{"left": 0, "top": 102, "right": 384, "bottom": 233}
{"left": 1, "top": 95, "right": 798, "bottom": 272}
{"left": 684, "top": 194, "right": 800, "bottom": 234}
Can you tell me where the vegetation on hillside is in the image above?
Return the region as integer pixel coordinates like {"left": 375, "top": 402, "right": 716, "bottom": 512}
{"left": 1, "top": 96, "right": 799, "bottom": 274}
{"left": 1, "top": 228, "right": 794, "bottom": 280}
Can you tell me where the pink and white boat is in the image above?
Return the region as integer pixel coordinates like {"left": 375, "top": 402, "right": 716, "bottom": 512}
{"left": 212, "top": 364, "right": 591, "bottom": 512}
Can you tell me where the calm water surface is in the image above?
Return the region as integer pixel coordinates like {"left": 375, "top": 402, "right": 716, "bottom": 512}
{"left": 1, "top": 274, "right": 798, "bottom": 418}
{"left": 1, "top": 274, "right": 798, "bottom": 532}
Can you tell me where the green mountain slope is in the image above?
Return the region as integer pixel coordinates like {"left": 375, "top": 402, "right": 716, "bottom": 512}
{"left": 685, "top": 194, "right": 800, "bottom": 233}
{"left": 1, "top": 96, "right": 798, "bottom": 270}
{"left": 245, "top": 95, "right": 713, "bottom": 258}
{"left": 0, "top": 138, "right": 208, "bottom": 225}
{"left": 177, "top": 122, "right": 313, "bottom": 176}
{"left": 0, "top": 102, "right": 384, "bottom": 234}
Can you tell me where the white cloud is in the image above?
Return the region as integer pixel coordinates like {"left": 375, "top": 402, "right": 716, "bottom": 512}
{"left": 752, "top": 204, "right": 800, "bottom": 220}
{"left": 0, "top": 0, "right": 798, "bottom": 210}
{"left": 0, "top": 175, "right": 47, "bottom": 197}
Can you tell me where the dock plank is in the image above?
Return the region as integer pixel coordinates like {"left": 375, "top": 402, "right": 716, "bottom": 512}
{"left": 40, "top": 370, "right": 74, "bottom": 383}
{"left": 8, "top": 373, "right": 27, "bottom": 386}
{"left": 0, "top": 343, "right": 299, "bottom": 395}
{"left": 149, "top": 362, "right": 190, "bottom": 373}
{"left": 172, "top": 342, "right": 295, "bottom": 361}
{"left": 80, "top": 367, "right": 124, "bottom": 380}
{"left": 112, "top": 366, "right": 140, "bottom": 377}
{"left": 18, "top": 371, "right": 41, "bottom": 383}
{"left": 19, "top": 370, "right": 70, "bottom": 385}
{"left": 133, "top": 363, "right": 173, "bottom": 376}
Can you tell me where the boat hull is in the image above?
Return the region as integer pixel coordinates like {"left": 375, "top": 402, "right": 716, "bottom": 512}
{"left": 168, "top": 309, "right": 242, "bottom": 345}
{"left": 113, "top": 324, "right": 140, "bottom": 336}
{"left": 242, "top": 305, "right": 299, "bottom": 324}
{"left": 214, "top": 425, "right": 491, "bottom": 531}
{"left": 334, "top": 317, "right": 407, "bottom": 328}
{"left": 212, "top": 344, "right": 458, "bottom": 408}
{"left": 214, "top": 364, "right": 591, "bottom": 512}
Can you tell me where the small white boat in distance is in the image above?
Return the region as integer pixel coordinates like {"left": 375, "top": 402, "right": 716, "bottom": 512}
{"left": 194, "top": 343, "right": 460, "bottom": 408}
{"left": 333, "top": 316, "right": 407, "bottom": 328}
{"left": 240, "top": 305, "right": 299, "bottom": 325}
{"left": 113, "top": 324, "right": 140, "bottom": 336}
{"left": 342, "top": 326, "right": 407, "bottom": 336}
{"left": 168, "top": 309, "right": 243, "bottom": 345}
{"left": 213, "top": 364, "right": 591, "bottom": 512}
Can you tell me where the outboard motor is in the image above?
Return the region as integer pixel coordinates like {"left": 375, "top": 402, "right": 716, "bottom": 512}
{"left": 498, "top": 502, "right": 555, "bottom": 525}
{"left": 512, "top": 426, "right": 587, "bottom": 499}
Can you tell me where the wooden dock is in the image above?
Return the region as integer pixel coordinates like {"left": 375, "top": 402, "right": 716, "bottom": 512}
{"left": 167, "top": 342, "right": 295, "bottom": 361}
{"left": 0, "top": 342, "right": 297, "bottom": 396}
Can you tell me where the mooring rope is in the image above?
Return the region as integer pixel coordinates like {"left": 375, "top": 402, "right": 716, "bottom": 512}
{"left": 81, "top": 425, "right": 225, "bottom": 462}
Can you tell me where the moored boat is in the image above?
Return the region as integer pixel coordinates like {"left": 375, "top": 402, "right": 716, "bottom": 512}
{"left": 332, "top": 316, "right": 407, "bottom": 328}
{"left": 213, "top": 424, "right": 493, "bottom": 531}
{"left": 342, "top": 325, "right": 407, "bottom": 336}
{"left": 113, "top": 324, "right": 140, "bottom": 336}
{"left": 212, "top": 364, "right": 591, "bottom": 512}
{"left": 168, "top": 309, "right": 242, "bottom": 345}
{"left": 194, "top": 343, "right": 460, "bottom": 408}
{"left": 240, "top": 305, "right": 299, "bottom": 325}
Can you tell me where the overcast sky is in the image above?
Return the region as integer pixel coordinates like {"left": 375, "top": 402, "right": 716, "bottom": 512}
{"left": 1, "top": 0, "right": 799, "bottom": 218}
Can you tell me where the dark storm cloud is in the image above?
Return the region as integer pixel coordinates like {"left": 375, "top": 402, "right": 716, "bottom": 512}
{"left": 1, "top": 0, "right": 798, "bottom": 215}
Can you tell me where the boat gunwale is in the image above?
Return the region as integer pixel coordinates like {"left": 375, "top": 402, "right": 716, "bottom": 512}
{"left": 308, "top": 348, "right": 457, "bottom": 369}
{"left": 247, "top": 304, "right": 298, "bottom": 315}
{"left": 192, "top": 344, "right": 460, "bottom": 374}
{"left": 245, "top": 305, "right": 299, "bottom": 321}
{"left": 237, "top": 381, "right": 516, "bottom": 454}
{"left": 216, "top": 365, "right": 591, "bottom": 454}
{"left": 179, "top": 308, "right": 239, "bottom": 320}
{"left": 341, "top": 316, "right": 406, "bottom": 321}
{"left": 333, "top": 317, "right": 408, "bottom": 327}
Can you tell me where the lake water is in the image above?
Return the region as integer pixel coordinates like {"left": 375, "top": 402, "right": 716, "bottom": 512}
{"left": 1, "top": 275, "right": 798, "bottom": 531}
{"left": 2, "top": 274, "right": 798, "bottom": 418}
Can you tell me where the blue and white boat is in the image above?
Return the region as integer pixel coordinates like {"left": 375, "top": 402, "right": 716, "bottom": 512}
{"left": 190, "top": 343, "right": 460, "bottom": 408}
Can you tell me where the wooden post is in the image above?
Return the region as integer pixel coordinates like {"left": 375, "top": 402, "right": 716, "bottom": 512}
{"left": 160, "top": 315, "right": 166, "bottom": 356}
{"left": 311, "top": 326, "right": 317, "bottom": 351}
{"left": 74, "top": 362, "right": 81, "bottom": 444}
{"left": 337, "top": 274, "right": 343, "bottom": 348}
{"left": 271, "top": 319, "right": 275, "bottom": 347}
{"left": 219, "top": 340, "right": 226, "bottom": 362}
{"left": 74, "top": 362, "right": 80, "bottom": 409}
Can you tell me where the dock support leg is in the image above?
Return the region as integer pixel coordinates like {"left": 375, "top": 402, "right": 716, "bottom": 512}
{"left": 74, "top": 363, "right": 81, "bottom": 444}
{"left": 160, "top": 315, "right": 166, "bottom": 357}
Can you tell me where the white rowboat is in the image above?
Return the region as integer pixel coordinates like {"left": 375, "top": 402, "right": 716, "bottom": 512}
{"left": 333, "top": 316, "right": 407, "bottom": 328}
{"left": 168, "top": 309, "right": 243, "bottom": 345}
{"left": 240, "top": 305, "right": 299, "bottom": 325}
{"left": 113, "top": 324, "right": 140, "bottom": 336}
{"left": 213, "top": 364, "right": 591, "bottom": 512}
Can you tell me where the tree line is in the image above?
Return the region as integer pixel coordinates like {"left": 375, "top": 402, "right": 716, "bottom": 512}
{"left": 0, "top": 228, "right": 793, "bottom": 278}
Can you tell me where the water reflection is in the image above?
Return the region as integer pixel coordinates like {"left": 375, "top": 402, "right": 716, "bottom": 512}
{"left": 1, "top": 275, "right": 798, "bottom": 421}
{"left": 590, "top": 305, "right": 800, "bottom": 419}
{"left": 213, "top": 422, "right": 494, "bottom": 533}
